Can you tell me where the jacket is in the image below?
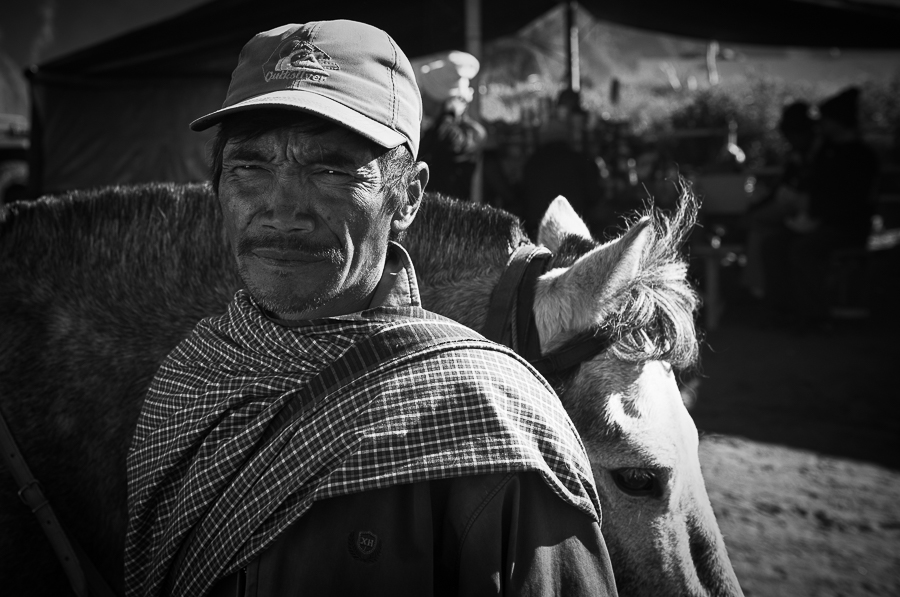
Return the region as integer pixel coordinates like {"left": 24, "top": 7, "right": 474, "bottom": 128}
{"left": 208, "top": 471, "right": 617, "bottom": 596}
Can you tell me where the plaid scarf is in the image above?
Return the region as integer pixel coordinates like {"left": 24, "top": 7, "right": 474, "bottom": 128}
{"left": 125, "top": 252, "right": 599, "bottom": 597}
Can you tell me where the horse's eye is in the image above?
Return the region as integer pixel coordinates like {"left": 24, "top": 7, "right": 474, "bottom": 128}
{"left": 611, "top": 468, "right": 658, "bottom": 497}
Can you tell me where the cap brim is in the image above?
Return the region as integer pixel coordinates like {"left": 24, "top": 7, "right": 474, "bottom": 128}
{"left": 189, "top": 90, "right": 407, "bottom": 150}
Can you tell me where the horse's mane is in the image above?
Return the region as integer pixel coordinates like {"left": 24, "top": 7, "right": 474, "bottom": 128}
{"left": 0, "top": 182, "right": 238, "bottom": 297}
{"left": 403, "top": 192, "right": 530, "bottom": 282}
{"left": 0, "top": 183, "right": 240, "bottom": 350}
{"left": 550, "top": 187, "right": 701, "bottom": 370}
{"left": 1, "top": 182, "right": 224, "bottom": 266}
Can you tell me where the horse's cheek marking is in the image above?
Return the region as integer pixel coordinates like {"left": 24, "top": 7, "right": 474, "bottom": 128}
{"left": 559, "top": 357, "right": 624, "bottom": 446}
{"left": 558, "top": 386, "right": 607, "bottom": 447}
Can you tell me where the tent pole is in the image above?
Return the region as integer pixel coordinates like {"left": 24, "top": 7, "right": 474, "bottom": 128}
{"left": 565, "top": 0, "right": 581, "bottom": 94}
{"left": 465, "top": 0, "right": 484, "bottom": 204}
{"left": 25, "top": 66, "right": 43, "bottom": 198}
{"left": 707, "top": 40, "right": 720, "bottom": 86}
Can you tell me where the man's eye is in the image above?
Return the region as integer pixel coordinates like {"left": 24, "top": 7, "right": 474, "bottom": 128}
{"left": 319, "top": 169, "right": 351, "bottom": 179}
{"left": 224, "top": 164, "right": 255, "bottom": 173}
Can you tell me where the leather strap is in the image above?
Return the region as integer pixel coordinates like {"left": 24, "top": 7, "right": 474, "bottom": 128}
{"left": 482, "top": 244, "right": 615, "bottom": 383}
{"left": 482, "top": 245, "right": 552, "bottom": 352}
{"left": 512, "top": 249, "right": 552, "bottom": 359}
{"left": 529, "top": 327, "right": 615, "bottom": 379}
{"left": 0, "top": 406, "right": 118, "bottom": 597}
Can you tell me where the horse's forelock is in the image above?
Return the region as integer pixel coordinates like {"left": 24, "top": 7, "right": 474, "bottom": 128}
{"left": 610, "top": 185, "right": 700, "bottom": 369}
{"left": 546, "top": 185, "right": 700, "bottom": 371}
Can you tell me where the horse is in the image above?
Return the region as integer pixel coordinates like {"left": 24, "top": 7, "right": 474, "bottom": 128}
{"left": 0, "top": 182, "right": 743, "bottom": 596}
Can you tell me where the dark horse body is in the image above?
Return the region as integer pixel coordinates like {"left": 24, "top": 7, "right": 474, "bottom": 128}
{"left": 0, "top": 183, "right": 743, "bottom": 596}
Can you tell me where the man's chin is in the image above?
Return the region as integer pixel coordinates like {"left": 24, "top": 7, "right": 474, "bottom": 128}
{"left": 248, "top": 286, "right": 329, "bottom": 320}
{"left": 241, "top": 271, "right": 332, "bottom": 320}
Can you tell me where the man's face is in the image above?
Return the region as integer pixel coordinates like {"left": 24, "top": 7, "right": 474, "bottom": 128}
{"left": 218, "top": 123, "right": 398, "bottom": 320}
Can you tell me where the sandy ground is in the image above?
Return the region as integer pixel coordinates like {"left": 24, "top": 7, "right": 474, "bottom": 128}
{"left": 700, "top": 434, "right": 900, "bottom": 597}
{"left": 686, "top": 261, "right": 900, "bottom": 596}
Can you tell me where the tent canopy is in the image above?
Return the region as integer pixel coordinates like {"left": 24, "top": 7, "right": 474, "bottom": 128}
{"left": 28, "top": 0, "right": 900, "bottom": 194}
{"left": 37, "top": 0, "right": 900, "bottom": 77}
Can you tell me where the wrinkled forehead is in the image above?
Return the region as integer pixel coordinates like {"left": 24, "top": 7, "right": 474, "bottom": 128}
{"left": 223, "top": 122, "right": 384, "bottom": 169}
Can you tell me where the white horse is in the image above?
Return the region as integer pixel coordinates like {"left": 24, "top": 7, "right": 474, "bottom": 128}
{"left": 406, "top": 193, "right": 743, "bottom": 596}
{"left": 0, "top": 183, "right": 742, "bottom": 596}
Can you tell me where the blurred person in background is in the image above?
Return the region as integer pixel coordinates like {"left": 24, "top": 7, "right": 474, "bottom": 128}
{"left": 742, "top": 101, "right": 818, "bottom": 300}
{"left": 518, "top": 89, "right": 603, "bottom": 238}
{"left": 761, "top": 86, "right": 880, "bottom": 330}
{"left": 417, "top": 51, "right": 487, "bottom": 201}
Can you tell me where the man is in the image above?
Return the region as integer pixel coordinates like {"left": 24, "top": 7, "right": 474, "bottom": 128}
{"left": 742, "top": 101, "right": 818, "bottom": 300}
{"left": 519, "top": 90, "right": 603, "bottom": 238}
{"left": 801, "top": 87, "right": 879, "bottom": 244}
{"left": 124, "top": 20, "right": 617, "bottom": 597}
{"left": 761, "top": 87, "right": 879, "bottom": 329}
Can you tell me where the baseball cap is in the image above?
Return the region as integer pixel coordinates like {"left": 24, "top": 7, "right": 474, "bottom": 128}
{"left": 190, "top": 20, "right": 423, "bottom": 157}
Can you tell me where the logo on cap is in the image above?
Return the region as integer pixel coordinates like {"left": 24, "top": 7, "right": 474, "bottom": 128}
{"left": 264, "top": 35, "right": 340, "bottom": 85}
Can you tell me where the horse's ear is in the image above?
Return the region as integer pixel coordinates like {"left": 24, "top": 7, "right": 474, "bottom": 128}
{"left": 534, "top": 217, "right": 653, "bottom": 348}
{"left": 538, "top": 196, "right": 593, "bottom": 251}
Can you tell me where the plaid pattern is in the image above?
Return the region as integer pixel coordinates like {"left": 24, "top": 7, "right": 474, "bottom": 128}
{"left": 125, "top": 264, "right": 599, "bottom": 597}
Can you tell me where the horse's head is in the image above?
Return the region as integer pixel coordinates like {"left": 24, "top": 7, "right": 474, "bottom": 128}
{"left": 534, "top": 195, "right": 743, "bottom": 597}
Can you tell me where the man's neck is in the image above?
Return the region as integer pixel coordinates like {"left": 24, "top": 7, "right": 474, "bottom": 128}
{"left": 272, "top": 289, "right": 378, "bottom": 321}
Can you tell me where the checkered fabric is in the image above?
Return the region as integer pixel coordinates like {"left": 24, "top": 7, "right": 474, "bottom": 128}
{"left": 125, "top": 290, "right": 599, "bottom": 597}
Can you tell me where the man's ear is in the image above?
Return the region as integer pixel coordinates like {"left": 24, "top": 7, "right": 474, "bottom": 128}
{"left": 392, "top": 162, "right": 428, "bottom": 234}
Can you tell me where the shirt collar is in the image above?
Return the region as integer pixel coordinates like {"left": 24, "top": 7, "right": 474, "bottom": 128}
{"left": 368, "top": 241, "right": 421, "bottom": 309}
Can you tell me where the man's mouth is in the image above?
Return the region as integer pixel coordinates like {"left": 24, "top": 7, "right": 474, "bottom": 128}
{"left": 239, "top": 236, "right": 340, "bottom": 266}
{"left": 251, "top": 247, "right": 326, "bottom": 262}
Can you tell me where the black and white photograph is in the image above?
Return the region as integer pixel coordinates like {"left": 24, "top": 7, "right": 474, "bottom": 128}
{"left": 1, "top": 1, "right": 898, "bottom": 595}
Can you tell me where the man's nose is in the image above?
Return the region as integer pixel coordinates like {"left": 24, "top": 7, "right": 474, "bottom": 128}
{"left": 261, "top": 178, "right": 316, "bottom": 233}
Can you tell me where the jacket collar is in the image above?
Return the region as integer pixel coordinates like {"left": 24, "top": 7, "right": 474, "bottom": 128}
{"left": 368, "top": 241, "right": 421, "bottom": 310}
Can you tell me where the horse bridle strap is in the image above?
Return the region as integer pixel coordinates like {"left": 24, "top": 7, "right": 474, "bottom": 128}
{"left": 0, "top": 406, "right": 118, "bottom": 597}
{"left": 482, "top": 244, "right": 551, "bottom": 354}
{"left": 529, "top": 326, "right": 615, "bottom": 379}
{"left": 482, "top": 244, "right": 615, "bottom": 380}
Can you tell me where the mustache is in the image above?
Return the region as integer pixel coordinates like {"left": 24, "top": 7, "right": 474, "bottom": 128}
{"left": 237, "top": 235, "right": 340, "bottom": 258}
